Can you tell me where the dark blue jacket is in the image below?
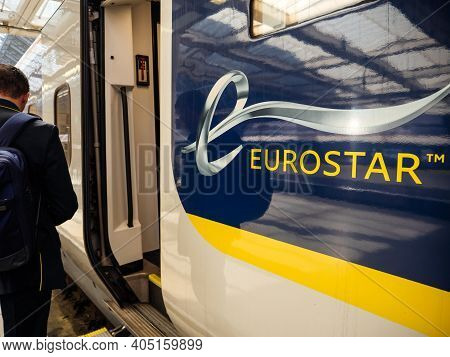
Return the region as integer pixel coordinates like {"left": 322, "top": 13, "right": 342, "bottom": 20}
{"left": 0, "top": 98, "right": 78, "bottom": 294}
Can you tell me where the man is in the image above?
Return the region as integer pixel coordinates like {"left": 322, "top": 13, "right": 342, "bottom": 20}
{"left": 0, "top": 64, "right": 78, "bottom": 336}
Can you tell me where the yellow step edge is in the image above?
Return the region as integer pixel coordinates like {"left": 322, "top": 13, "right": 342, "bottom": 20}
{"left": 80, "top": 327, "right": 108, "bottom": 337}
{"left": 148, "top": 273, "right": 161, "bottom": 288}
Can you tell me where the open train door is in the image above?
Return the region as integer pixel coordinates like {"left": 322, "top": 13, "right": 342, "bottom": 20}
{"left": 81, "top": 0, "right": 175, "bottom": 335}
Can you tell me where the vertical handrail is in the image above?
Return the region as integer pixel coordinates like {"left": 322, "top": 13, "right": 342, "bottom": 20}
{"left": 120, "top": 86, "right": 134, "bottom": 228}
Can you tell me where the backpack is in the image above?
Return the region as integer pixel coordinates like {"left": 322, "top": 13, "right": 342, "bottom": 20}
{"left": 0, "top": 112, "right": 39, "bottom": 272}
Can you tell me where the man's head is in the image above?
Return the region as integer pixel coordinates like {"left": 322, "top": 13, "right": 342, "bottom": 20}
{"left": 0, "top": 64, "right": 30, "bottom": 111}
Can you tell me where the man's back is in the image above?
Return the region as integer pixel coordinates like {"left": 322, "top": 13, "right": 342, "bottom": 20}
{"left": 0, "top": 63, "right": 78, "bottom": 337}
{"left": 0, "top": 98, "right": 78, "bottom": 295}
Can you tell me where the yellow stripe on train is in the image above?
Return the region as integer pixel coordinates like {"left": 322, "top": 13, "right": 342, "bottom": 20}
{"left": 187, "top": 213, "right": 449, "bottom": 336}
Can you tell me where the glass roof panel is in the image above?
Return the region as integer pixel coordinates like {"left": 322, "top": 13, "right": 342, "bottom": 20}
{"left": 30, "top": 0, "right": 62, "bottom": 28}
{"left": 2, "top": 0, "right": 23, "bottom": 12}
{"left": 0, "top": 0, "right": 62, "bottom": 30}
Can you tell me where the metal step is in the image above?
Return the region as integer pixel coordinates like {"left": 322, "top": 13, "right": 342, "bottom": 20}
{"left": 105, "top": 300, "right": 179, "bottom": 337}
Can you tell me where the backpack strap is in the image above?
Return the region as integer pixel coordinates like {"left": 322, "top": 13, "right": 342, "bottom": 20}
{"left": 0, "top": 112, "right": 38, "bottom": 147}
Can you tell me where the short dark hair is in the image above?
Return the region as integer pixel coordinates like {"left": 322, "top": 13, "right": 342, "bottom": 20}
{"left": 0, "top": 64, "right": 30, "bottom": 98}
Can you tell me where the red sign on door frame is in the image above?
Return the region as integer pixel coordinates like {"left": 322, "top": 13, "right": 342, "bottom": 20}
{"left": 136, "top": 55, "right": 150, "bottom": 87}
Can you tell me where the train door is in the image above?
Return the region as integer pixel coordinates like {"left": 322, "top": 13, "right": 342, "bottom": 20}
{"left": 82, "top": 0, "right": 168, "bottom": 320}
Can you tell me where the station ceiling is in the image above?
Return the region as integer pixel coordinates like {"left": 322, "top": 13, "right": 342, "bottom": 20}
{"left": 0, "top": 0, "right": 62, "bottom": 64}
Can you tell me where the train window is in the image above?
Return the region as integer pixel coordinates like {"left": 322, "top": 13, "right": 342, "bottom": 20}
{"left": 54, "top": 83, "right": 72, "bottom": 165}
{"left": 250, "top": 0, "right": 373, "bottom": 37}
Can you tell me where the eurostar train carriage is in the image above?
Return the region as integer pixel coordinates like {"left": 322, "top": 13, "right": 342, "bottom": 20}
{"left": 17, "top": 0, "right": 449, "bottom": 336}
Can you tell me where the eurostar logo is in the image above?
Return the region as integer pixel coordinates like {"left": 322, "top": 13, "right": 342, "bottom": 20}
{"left": 182, "top": 71, "right": 450, "bottom": 176}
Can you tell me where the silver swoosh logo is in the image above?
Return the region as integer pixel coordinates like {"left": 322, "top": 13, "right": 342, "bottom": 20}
{"left": 182, "top": 70, "right": 450, "bottom": 176}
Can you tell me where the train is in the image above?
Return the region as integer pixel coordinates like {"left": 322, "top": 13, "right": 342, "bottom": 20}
{"left": 12, "top": 0, "right": 450, "bottom": 336}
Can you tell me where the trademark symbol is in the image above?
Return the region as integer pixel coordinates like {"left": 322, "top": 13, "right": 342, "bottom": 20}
{"left": 426, "top": 153, "right": 445, "bottom": 163}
